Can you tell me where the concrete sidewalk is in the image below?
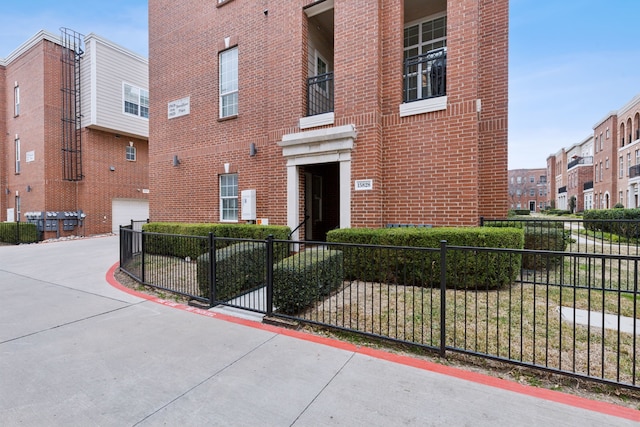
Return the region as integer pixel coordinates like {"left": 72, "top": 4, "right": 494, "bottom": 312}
{"left": 1, "top": 236, "right": 639, "bottom": 426}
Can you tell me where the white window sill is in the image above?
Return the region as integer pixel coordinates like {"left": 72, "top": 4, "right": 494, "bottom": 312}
{"left": 299, "top": 112, "right": 335, "bottom": 130}
{"left": 399, "top": 96, "right": 447, "bottom": 117}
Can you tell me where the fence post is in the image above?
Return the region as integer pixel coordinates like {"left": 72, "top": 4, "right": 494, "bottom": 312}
{"left": 479, "top": 216, "right": 484, "bottom": 227}
{"left": 208, "top": 232, "right": 216, "bottom": 307}
{"left": 141, "top": 230, "right": 146, "bottom": 284}
{"left": 266, "top": 235, "right": 274, "bottom": 316}
{"left": 439, "top": 240, "right": 447, "bottom": 358}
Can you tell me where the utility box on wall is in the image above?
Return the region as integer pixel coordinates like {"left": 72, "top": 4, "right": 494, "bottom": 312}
{"left": 241, "top": 189, "right": 256, "bottom": 221}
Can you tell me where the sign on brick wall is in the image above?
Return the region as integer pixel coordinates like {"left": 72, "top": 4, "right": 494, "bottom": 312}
{"left": 168, "top": 96, "right": 190, "bottom": 119}
{"left": 355, "top": 179, "right": 373, "bottom": 191}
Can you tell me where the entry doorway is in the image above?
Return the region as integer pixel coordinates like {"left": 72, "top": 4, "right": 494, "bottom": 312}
{"left": 304, "top": 163, "right": 339, "bottom": 241}
{"left": 529, "top": 201, "right": 536, "bottom": 212}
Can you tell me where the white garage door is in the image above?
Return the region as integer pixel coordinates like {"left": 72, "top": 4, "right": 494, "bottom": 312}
{"left": 112, "top": 199, "right": 149, "bottom": 234}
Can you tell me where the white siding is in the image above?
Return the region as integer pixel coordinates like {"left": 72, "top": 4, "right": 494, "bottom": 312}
{"left": 82, "top": 34, "right": 148, "bottom": 138}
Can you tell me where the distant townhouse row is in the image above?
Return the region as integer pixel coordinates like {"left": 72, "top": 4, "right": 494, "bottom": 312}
{"left": 0, "top": 29, "right": 149, "bottom": 237}
{"left": 547, "top": 94, "right": 640, "bottom": 212}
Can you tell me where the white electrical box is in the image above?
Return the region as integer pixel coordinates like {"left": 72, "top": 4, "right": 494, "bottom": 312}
{"left": 241, "top": 189, "right": 257, "bottom": 221}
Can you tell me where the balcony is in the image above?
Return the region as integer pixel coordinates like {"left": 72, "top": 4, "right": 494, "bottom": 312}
{"left": 583, "top": 181, "right": 593, "bottom": 190}
{"left": 629, "top": 164, "right": 640, "bottom": 179}
{"left": 307, "top": 72, "right": 334, "bottom": 117}
{"left": 403, "top": 48, "right": 446, "bottom": 103}
{"left": 567, "top": 156, "right": 593, "bottom": 170}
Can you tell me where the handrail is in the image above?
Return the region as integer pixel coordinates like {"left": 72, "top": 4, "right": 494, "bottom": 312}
{"left": 288, "top": 214, "right": 310, "bottom": 239}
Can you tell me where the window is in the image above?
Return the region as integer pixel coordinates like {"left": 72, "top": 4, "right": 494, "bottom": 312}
{"left": 15, "top": 138, "right": 20, "bottom": 174}
{"left": 529, "top": 176, "right": 534, "bottom": 183}
{"left": 600, "top": 133, "right": 603, "bottom": 150}
{"left": 516, "top": 176, "right": 522, "bottom": 184}
{"left": 605, "top": 158, "right": 609, "bottom": 169}
{"left": 620, "top": 157, "right": 624, "bottom": 178}
{"left": 219, "top": 47, "right": 238, "bottom": 118}
{"left": 126, "top": 145, "right": 136, "bottom": 161}
{"left": 220, "top": 174, "right": 238, "bottom": 221}
{"left": 636, "top": 149, "right": 640, "bottom": 166}
{"left": 123, "top": 83, "right": 149, "bottom": 118}
{"left": 403, "top": 14, "right": 447, "bottom": 102}
{"left": 529, "top": 189, "right": 535, "bottom": 196}
{"left": 516, "top": 189, "right": 521, "bottom": 196}
{"left": 628, "top": 153, "right": 632, "bottom": 176}
{"left": 14, "top": 85, "right": 20, "bottom": 116}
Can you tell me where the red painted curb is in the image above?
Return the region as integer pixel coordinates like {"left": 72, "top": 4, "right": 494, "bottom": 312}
{"left": 107, "top": 262, "right": 640, "bottom": 422}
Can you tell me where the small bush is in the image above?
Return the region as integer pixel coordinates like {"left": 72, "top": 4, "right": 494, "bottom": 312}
{"left": 273, "top": 249, "right": 343, "bottom": 315}
{"left": 197, "top": 241, "right": 267, "bottom": 301}
{"left": 521, "top": 227, "right": 568, "bottom": 270}
{"left": 0, "top": 223, "right": 39, "bottom": 244}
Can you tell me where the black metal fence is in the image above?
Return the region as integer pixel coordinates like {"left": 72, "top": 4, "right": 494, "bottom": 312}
{"left": 403, "top": 47, "right": 447, "bottom": 103}
{"left": 119, "top": 226, "right": 640, "bottom": 390}
{"left": 307, "top": 72, "right": 334, "bottom": 117}
{"left": 0, "top": 222, "right": 40, "bottom": 244}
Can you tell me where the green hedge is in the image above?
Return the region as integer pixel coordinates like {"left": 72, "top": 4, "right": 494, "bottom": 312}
{"left": 326, "top": 227, "right": 523, "bottom": 289}
{"left": 583, "top": 209, "right": 640, "bottom": 238}
{"left": 273, "top": 249, "right": 343, "bottom": 315}
{"left": 0, "top": 223, "right": 39, "bottom": 244}
{"left": 522, "top": 227, "right": 568, "bottom": 269}
{"left": 141, "top": 222, "right": 291, "bottom": 260}
{"left": 196, "top": 242, "right": 267, "bottom": 301}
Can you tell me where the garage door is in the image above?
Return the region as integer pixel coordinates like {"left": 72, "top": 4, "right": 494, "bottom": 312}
{"left": 112, "top": 199, "right": 149, "bottom": 234}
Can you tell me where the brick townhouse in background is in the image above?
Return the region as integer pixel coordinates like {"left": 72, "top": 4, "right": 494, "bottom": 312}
{"left": 0, "top": 30, "right": 149, "bottom": 238}
{"left": 148, "top": 0, "right": 509, "bottom": 240}
{"left": 547, "top": 93, "right": 640, "bottom": 212}
{"left": 507, "top": 168, "right": 548, "bottom": 212}
{"left": 547, "top": 136, "right": 593, "bottom": 212}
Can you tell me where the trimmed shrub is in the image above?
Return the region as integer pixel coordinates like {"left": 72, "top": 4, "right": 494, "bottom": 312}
{"left": 0, "top": 223, "right": 39, "bottom": 244}
{"left": 141, "top": 222, "right": 291, "bottom": 260}
{"left": 273, "top": 249, "right": 343, "bottom": 315}
{"left": 583, "top": 208, "right": 640, "bottom": 238}
{"left": 197, "top": 241, "right": 267, "bottom": 301}
{"left": 326, "top": 227, "right": 523, "bottom": 289}
{"left": 521, "top": 227, "right": 568, "bottom": 270}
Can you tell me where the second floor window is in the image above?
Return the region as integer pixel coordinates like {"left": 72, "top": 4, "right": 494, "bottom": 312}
{"left": 403, "top": 15, "right": 447, "bottom": 102}
{"left": 219, "top": 47, "right": 238, "bottom": 118}
{"left": 14, "top": 85, "right": 20, "bottom": 116}
{"left": 15, "top": 138, "right": 20, "bottom": 174}
{"left": 124, "top": 83, "right": 149, "bottom": 118}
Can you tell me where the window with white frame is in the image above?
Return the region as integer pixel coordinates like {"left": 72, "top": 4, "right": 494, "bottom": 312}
{"left": 126, "top": 145, "right": 136, "bottom": 161}
{"left": 219, "top": 47, "right": 238, "bottom": 118}
{"left": 220, "top": 174, "right": 238, "bottom": 221}
{"left": 14, "top": 85, "right": 20, "bottom": 116}
{"left": 15, "top": 138, "right": 20, "bottom": 174}
{"left": 123, "top": 83, "right": 149, "bottom": 118}
{"left": 620, "top": 157, "right": 623, "bottom": 178}
{"left": 403, "top": 14, "right": 447, "bottom": 102}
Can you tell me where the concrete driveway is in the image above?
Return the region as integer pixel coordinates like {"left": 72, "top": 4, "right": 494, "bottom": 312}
{"left": 1, "top": 236, "right": 639, "bottom": 426}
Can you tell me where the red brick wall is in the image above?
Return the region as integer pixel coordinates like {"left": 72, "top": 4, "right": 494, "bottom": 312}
{"left": 3, "top": 38, "right": 149, "bottom": 237}
{"left": 0, "top": 64, "right": 6, "bottom": 218}
{"left": 593, "top": 116, "right": 617, "bottom": 208}
{"left": 149, "top": 0, "right": 509, "bottom": 228}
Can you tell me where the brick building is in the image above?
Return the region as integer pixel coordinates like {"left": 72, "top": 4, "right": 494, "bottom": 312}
{"left": 508, "top": 168, "right": 548, "bottom": 212}
{"left": 1, "top": 30, "right": 149, "bottom": 237}
{"left": 547, "top": 136, "right": 593, "bottom": 212}
{"left": 547, "top": 93, "right": 640, "bottom": 212}
{"left": 149, "top": 0, "right": 509, "bottom": 240}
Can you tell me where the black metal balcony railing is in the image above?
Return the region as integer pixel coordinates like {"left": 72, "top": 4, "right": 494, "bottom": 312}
{"left": 403, "top": 48, "right": 447, "bottom": 103}
{"left": 629, "top": 164, "right": 640, "bottom": 178}
{"left": 567, "top": 156, "right": 593, "bottom": 170}
{"left": 583, "top": 181, "right": 593, "bottom": 190}
{"left": 307, "top": 72, "right": 334, "bottom": 117}
{"left": 558, "top": 186, "right": 567, "bottom": 194}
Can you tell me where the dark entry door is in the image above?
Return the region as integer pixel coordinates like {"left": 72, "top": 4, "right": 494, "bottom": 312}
{"left": 304, "top": 163, "right": 339, "bottom": 241}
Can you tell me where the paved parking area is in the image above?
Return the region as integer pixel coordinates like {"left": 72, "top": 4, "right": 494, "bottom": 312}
{"left": 1, "top": 236, "right": 639, "bottom": 426}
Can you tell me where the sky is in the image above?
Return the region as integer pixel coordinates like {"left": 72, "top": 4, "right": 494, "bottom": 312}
{"left": 1, "top": 1, "right": 639, "bottom": 171}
